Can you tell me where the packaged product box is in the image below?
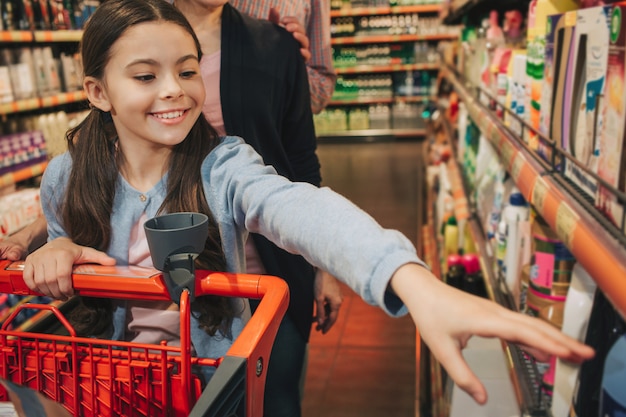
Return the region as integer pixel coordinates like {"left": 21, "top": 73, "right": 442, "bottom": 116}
{"left": 525, "top": 0, "right": 579, "bottom": 149}
{"left": 538, "top": 10, "right": 577, "bottom": 162}
{"left": 562, "top": 6, "right": 610, "bottom": 200}
{"left": 596, "top": 4, "right": 626, "bottom": 231}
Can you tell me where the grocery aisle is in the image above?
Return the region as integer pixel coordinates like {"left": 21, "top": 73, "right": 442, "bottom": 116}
{"left": 302, "top": 138, "right": 426, "bottom": 417}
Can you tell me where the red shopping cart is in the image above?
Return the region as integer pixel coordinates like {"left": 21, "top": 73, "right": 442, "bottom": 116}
{"left": 0, "top": 259, "right": 289, "bottom": 417}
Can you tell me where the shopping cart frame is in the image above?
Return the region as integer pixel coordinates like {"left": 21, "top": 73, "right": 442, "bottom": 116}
{"left": 0, "top": 260, "right": 289, "bottom": 417}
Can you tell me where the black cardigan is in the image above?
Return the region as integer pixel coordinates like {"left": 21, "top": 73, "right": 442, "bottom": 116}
{"left": 220, "top": 4, "right": 321, "bottom": 341}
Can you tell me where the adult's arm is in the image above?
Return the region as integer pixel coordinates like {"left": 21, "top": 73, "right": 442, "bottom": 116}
{"left": 304, "top": 0, "right": 337, "bottom": 114}
{"left": 0, "top": 216, "right": 48, "bottom": 260}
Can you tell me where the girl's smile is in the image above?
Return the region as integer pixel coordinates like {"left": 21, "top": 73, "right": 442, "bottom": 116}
{"left": 84, "top": 21, "right": 206, "bottom": 154}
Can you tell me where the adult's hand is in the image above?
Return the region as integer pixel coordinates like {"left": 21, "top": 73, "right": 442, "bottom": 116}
{"left": 268, "top": 7, "right": 311, "bottom": 62}
{"left": 313, "top": 269, "right": 343, "bottom": 334}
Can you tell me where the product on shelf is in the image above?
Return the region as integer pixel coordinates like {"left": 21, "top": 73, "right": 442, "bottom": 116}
{"left": 0, "top": 188, "right": 42, "bottom": 238}
{"left": 460, "top": 253, "right": 487, "bottom": 298}
{"left": 563, "top": 6, "right": 610, "bottom": 200}
{"left": 0, "top": 130, "right": 47, "bottom": 177}
{"left": 525, "top": 0, "right": 579, "bottom": 149}
{"left": 502, "top": 189, "right": 529, "bottom": 294}
{"left": 526, "top": 215, "right": 575, "bottom": 318}
{"left": 597, "top": 3, "right": 626, "bottom": 232}
{"left": 445, "top": 253, "right": 464, "bottom": 289}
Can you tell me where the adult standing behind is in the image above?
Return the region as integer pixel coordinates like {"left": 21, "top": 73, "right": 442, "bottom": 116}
{"left": 0, "top": 1, "right": 339, "bottom": 415}
{"left": 230, "top": 0, "right": 337, "bottom": 114}
{"left": 159, "top": 1, "right": 339, "bottom": 416}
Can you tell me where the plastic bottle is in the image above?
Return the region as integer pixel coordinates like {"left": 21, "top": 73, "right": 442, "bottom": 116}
{"left": 0, "top": 49, "right": 14, "bottom": 104}
{"left": 502, "top": 189, "right": 529, "bottom": 294}
{"left": 445, "top": 254, "right": 465, "bottom": 290}
{"left": 495, "top": 219, "right": 507, "bottom": 275}
{"left": 486, "top": 10, "right": 504, "bottom": 46}
{"left": 461, "top": 254, "right": 487, "bottom": 298}
{"left": 442, "top": 215, "right": 459, "bottom": 265}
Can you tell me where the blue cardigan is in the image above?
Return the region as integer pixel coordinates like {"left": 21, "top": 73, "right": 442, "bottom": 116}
{"left": 40, "top": 137, "right": 424, "bottom": 363}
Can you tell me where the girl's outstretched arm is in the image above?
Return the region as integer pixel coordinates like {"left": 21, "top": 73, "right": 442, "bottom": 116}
{"left": 23, "top": 237, "right": 116, "bottom": 300}
{"left": 389, "top": 263, "right": 595, "bottom": 404}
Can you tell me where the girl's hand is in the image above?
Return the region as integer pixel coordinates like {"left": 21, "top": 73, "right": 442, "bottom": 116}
{"left": 390, "top": 263, "right": 595, "bottom": 405}
{"left": 23, "top": 237, "right": 116, "bottom": 300}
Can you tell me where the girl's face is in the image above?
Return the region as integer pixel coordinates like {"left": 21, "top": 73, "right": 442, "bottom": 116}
{"left": 85, "top": 21, "right": 205, "bottom": 152}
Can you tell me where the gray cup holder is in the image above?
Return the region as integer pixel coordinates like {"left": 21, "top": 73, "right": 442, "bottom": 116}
{"left": 144, "top": 212, "right": 208, "bottom": 302}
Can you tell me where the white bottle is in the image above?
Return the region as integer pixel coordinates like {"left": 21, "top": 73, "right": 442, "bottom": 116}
{"left": 502, "top": 188, "right": 529, "bottom": 293}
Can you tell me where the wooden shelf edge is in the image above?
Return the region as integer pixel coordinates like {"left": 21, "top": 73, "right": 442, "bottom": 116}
{"left": 335, "top": 62, "right": 440, "bottom": 74}
{"left": 0, "top": 91, "right": 87, "bottom": 115}
{"left": 0, "top": 30, "right": 82, "bottom": 43}
{"left": 331, "top": 32, "right": 459, "bottom": 45}
{"left": 0, "top": 161, "right": 48, "bottom": 188}
{"left": 331, "top": 4, "right": 443, "bottom": 17}
{"left": 317, "top": 128, "right": 426, "bottom": 138}
{"left": 328, "top": 95, "right": 434, "bottom": 106}
{"left": 442, "top": 65, "right": 626, "bottom": 320}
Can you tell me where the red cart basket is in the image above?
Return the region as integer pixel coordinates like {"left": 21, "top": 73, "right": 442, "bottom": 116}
{"left": 0, "top": 260, "right": 289, "bottom": 417}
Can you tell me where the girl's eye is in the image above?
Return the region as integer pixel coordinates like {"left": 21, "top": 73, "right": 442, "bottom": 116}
{"left": 134, "top": 74, "right": 155, "bottom": 82}
{"left": 180, "top": 70, "right": 197, "bottom": 79}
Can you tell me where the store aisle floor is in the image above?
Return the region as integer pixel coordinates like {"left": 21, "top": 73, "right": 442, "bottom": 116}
{"left": 302, "top": 139, "right": 426, "bottom": 417}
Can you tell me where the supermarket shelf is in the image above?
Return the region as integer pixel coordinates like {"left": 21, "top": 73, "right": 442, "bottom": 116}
{"left": 329, "top": 96, "right": 394, "bottom": 105}
{"left": 0, "top": 30, "right": 82, "bottom": 42}
{"left": 441, "top": 0, "right": 530, "bottom": 25}
{"left": 328, "top": 95, "right": 434, "bottom": 106}
{"left": 331, "top": 32, "right": 458, "bottom": 45}
{"left": 437, "top": 112, "right": 550, "bottom": 416}
{"left": 441, "top": 64, "right": 626, "bottom": 320}
{"left": 0, "top": 91, "right": 87, "bottom": 115}
{"left": 0, "top": 161, "right": 48, "bottom": 188}
{"left": 335, "top": 62, "right": 439, "bottom": 74}
{"left": 317, "top": 128, "right": 426, "bottom": 141}
{"left": 331, "top": 4, "right": 442, "bottom": 17}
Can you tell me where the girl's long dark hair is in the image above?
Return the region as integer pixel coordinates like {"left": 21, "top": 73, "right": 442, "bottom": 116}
{"left": 63, "top": 0, "right": 236, "bottom": 338}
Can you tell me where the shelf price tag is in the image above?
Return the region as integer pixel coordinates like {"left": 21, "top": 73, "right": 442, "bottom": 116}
{"left": 511, "top": 153, "right": 525, "bottom": 183}
{"left": 532, "top": 176, "right": 549, "bottom": 212}
{"left": 556, "top": 203, "right": 579, "bottom": 249}
{"left": 499, "top": 139, "right": 516, "bottom": 166}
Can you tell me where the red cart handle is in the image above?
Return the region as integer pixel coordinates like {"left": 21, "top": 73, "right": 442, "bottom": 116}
{"left": 0, "top": 260, "right": 289, "bottom": 416}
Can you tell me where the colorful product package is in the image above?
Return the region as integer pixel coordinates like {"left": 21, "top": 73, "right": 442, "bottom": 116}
{"left": 563, "top": 6, "right": 610, "bottom": 200}
{"left": 539, "top": 11, "right": 577, "bottom": 163}
{"left": 597, "top": 4, "right": 626, "bottom": 231}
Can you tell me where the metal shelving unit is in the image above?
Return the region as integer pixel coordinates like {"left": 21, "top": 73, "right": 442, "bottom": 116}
{"left": 1, "top": 30, "right": 85, "bottom": 188}
{"left": 434, "top": 108, "right": 551, "bottom": 416}
{"left": 0, "top": 30, "right": 82, "bottom": 42}
{"left": 440, "top": 63, "right": 626, "bottom": 321}
{"left": 330, "top": 3, "right": 443, "bottom": 17}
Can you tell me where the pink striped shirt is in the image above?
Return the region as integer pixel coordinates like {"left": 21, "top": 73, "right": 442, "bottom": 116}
{"left": 230, "top": 0, "right": 337, "bottom": 114}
